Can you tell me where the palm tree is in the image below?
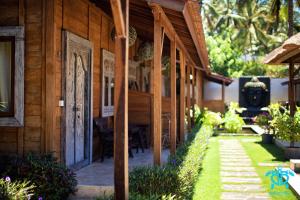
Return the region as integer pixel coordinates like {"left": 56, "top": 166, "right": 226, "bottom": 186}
{"left": 233, "top": 1, "right": 279, "bottom": 55}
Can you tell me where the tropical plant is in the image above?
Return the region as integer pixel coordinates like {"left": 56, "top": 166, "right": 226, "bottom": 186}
{"left": 1, "top": 153, "right": 77, "bottom": 200}
{"left": 202, "top": 109, "right": 223, "bottom": 127}
{"left": 0, "top": 177, "right": 35, "bottom": 200}
{"left": 223, "top": 103, "right": 245, "bottom": 133}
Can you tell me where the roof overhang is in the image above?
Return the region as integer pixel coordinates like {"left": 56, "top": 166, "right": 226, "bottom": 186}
{"left": 204, "top": 72, "right": 233, "bottom": 86}
{"left": 264, "top": 32, "right": 300, "bottom": 65}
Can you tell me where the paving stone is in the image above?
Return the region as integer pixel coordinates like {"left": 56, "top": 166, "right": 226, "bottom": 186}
{"left": 222, "top": 177, "right": 261, "bottom": 184}
{"left": 221, "top": 158, "right": 251, "bottom": 162}
{"left": 258, "top": 162, "right": 289, "bottom": 167}
{"left": 221, "top": 162, "right": 252, "bottom": 167}
{"left": 221, "top": 192, "right": 269, "bottom": 200}
{"left": 221, "top": 171, "right": 258, "bottom": 177}
{"left": 221, "top": 166, "right": 256, "bottom": 172}
{"left": 222, "top": 184, "right": 265, "bottom": 192}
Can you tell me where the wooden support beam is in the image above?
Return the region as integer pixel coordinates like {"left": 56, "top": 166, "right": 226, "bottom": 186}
{"left": 170, "top": 39, "right": 176, "bottom": 155}
{"left": 222, "top": 81, "right": 225, "bottom": 101}
{"left": 179, "top": 51, "right": 185, "bottom": 144}
{"left": 45, "top": 0, "right": 56, "bottom": 153}
{"left": 191, "top": 67, "right": 195, "bottom": 127}
{"left": 198, "top": 71, "right": 203, "bottom": 108}
{"left": 110, "top": 0, "right": 126, "bottom": 37}
{"left": 110, "top": 0, "right": 129, "bottom": 199}
{"left": 289, "top": 63, "right": 296, "bottom": 116}
{"left": 186, "top": 64, "right": 191, "bottom": 132}
{"left": 153, "top": 10, "right": 162, "bottom": 165}
{"left": 148, "top": 3, "right": 197, "bottom": 68}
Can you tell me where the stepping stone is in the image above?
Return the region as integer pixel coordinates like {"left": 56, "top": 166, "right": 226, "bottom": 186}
{"left": 258, "top": 162, "right": 289, "bottom": 167}
{"left": 222, "top": 184, "right": 265, "bottom": 192}
{"left": 221, "top": 162, "right": 252, "bottom": 167}
{"left": 221, "top": 192, "right": 269, "bottom": 200}
{"left": 222, "top": 177, "right": 261, "bottom": 184}
{"left": 221, "top": 159, "right": 251, "bottom": 162}
{"left": 221, "top": 157, "right": 249, "bottom": 160}
{"left": 221, "top": 166, "right": 256, "bottom": 172}
{"left": 221, "top": 171, "right": 258, "bottom": 177}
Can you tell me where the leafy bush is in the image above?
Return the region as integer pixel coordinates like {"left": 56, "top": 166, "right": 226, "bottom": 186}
{"left": 0, "top": 177, "right": 35, "bottom": 200}
{"left": 129, "top": 119, "right": 213, "bottom": 199}
{"left": 202, "top": 109, "right": 223, "bottom": 127}
{"left": 223, "top": 104, "right": 245, "bottom": 133}
{"left": 272, "top": 108, "right": 300, "bottom": 147}
{"left": 1, "top": 154, "right": 77, "bottom": 200}
{"left": 224, "top": 111, "right": 245, "bottom": 133}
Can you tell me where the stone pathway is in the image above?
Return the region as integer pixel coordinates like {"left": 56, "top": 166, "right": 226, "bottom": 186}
{"left": 220, "top": 139, "right": 270, "bottom": 200}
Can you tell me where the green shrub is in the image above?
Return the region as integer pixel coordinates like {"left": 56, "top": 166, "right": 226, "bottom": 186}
{"left": 202, "top": 109, "right": 223, "bottom": 127}
{"left": 223, "top": 103, "right": 245, "bottom": 133}
{"left": 1, "top": 154, "right": 77, "bottom": 200}
{"left": 272, "top": 108, "right": 300, "bottom": 147}
{"left": 224, "top": 111, "right": 245, "bottom": 133}
{"left": 129, "top": 166, "right": 179, "bottom": 196}
{"left": 0, "top": 177, "right": 35, "bottom": 200}
{"left": 129, "top": 120, "right": 213, "bottom": 199}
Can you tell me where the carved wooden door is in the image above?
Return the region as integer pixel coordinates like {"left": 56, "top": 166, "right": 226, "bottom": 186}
{"left": 63, "top": 31, "right": 93, "bottom": 169}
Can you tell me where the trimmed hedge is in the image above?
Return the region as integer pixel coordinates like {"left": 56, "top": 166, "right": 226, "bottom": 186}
{"left": 129, "top": 123, "right": 214, "bottom": 199}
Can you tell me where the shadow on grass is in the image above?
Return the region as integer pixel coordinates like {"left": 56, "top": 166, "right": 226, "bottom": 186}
{"left": 255, "top": 141, "right": 286, "bottom": 162}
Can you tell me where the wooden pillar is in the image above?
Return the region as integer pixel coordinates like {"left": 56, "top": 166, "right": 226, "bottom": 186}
{"left": 170, "top": 39, "right": 176, "bottom": 155}
{"left": 179, "top": 51, "right": 185, "bottom": 144}
{"left": 153, "top": 9, "right": 162, "bottom": 165}
{"left": 289, "top": 63, "right": 296, "bottom": 116}
{"left": 186, "top": 64, "right": 191, "bottom": 132}
{"left": 198, "top": 71, "right": 203, "bottom": 108}
{"left": 110, "top": 0, "right": 129, "bottom": 199}
{"left": 191, "top": 67, "right": 195, "bottom": 127}
{"left": 222, "top": 81, "right": 225, "bottom": 113}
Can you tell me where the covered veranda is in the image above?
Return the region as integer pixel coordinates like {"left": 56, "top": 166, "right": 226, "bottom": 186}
{"left": 73, "top": 0, "right": 217, "bottom": 199}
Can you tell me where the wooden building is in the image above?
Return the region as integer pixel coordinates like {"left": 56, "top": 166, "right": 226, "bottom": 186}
{"left": 0, "top": 0, "right": 230, "bottom": 198}
{"left": 264, "top": 32, "right": 300, "bottom": 116}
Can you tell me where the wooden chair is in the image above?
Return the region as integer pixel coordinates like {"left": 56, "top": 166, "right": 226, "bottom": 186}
{"left": 93, "top": 117, "right": 114, "bottom": 162}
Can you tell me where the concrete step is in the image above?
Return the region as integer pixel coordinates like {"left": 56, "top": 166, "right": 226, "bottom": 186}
{"left": 68, "top": 185, "right": 114, "bottom": 200}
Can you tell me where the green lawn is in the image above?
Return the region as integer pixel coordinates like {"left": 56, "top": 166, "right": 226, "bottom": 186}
{"left": 241, "top": 137, "right": 297, "bottom": 200}
{"left": 193, "top": 137, "right": 221, "bottom": 200}
{"left": 193, "top": 135, "right": 297, "bottom": 200}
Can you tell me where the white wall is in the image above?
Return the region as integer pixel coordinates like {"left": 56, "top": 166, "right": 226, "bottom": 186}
{"left": 225, "top": 78, "right": 239, "bottom": 104}
{"left": 225, "top": 78, "right": 288, "bottom": 105}
{"left": 270, "top": 78, "right": 288, "bottom": 103}
{"left": 203, "top": 79, "right": 222, "bottom": 100}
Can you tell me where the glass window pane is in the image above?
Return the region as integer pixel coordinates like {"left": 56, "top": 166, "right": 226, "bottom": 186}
{"left": 111, "top": 78, "right": 114, "bottom": 106}
{"left": 105, "top": 76, "right": 109, "bottom": 106}
{"left": 0, "top": 40, "right": 12, "bottom": 114}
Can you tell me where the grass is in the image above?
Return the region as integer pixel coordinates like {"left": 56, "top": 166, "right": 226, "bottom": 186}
{"left": 192, "top": 136, "right": 221, "bottom": 200}
{"left": 241, "top": 137, "right": 297, "bottom": 200}
{"left": 192, "top": 135, "right": 297, "bottom": 200}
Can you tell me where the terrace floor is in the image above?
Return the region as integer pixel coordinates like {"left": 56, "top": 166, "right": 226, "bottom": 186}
{"left": 76, "top": 148, "right": 170, "bottom": 186}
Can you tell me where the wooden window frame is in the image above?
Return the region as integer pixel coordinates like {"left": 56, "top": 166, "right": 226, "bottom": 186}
{"left": 0, "top": 27, "right": 24, "bottom": 127}
{"left": 0, "top": 36, "right": 15, "bottom": 117}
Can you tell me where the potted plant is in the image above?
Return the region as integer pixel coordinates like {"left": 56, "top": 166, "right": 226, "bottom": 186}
{"left": 273, "top": 109, "right": 300, "bottom": 159}
{"left": 255, "top": 112, "right": 273, "bottom": 144}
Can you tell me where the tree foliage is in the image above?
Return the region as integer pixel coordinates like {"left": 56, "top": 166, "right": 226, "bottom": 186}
{"left": 201, "top": 0, "right": 296, "bottom": 78}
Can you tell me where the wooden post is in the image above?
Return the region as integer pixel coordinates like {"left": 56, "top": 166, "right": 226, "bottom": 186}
{"left": 191, "top": 67, "right": 195, "bottom": 127}
{"left": 153, "top": 9, "right": 162, "bottom": 165}
{"left": 110, "top": 0, "right": 129, "bottom": 199}
{"left": 198, "top": 71, "right": 203, "bottom": 108}
{"left": 179, "top": 51, "right": 185, "bottom": 144}
{"left": 222, "top": 81, "right": 225, "bottom": 113}
{"left": 289, "top": 63, "right": 296, "bottom": 116}
{"left": 170, "top": 39, "right": 176, "bottom": 155}
{"left": 186, "top": 64, "right": 191, "bottom": 132}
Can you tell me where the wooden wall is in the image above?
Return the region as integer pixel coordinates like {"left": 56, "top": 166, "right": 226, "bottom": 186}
{"left": 0, "top": 0, "right": 44, "bottom": 156}
{"left": 203, "top": 100, "right": 225, "bottom": 113}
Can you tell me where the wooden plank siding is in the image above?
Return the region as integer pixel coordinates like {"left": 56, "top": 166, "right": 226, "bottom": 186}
{"left": 0, "top": 0, "right": 43, "bottom": 155}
